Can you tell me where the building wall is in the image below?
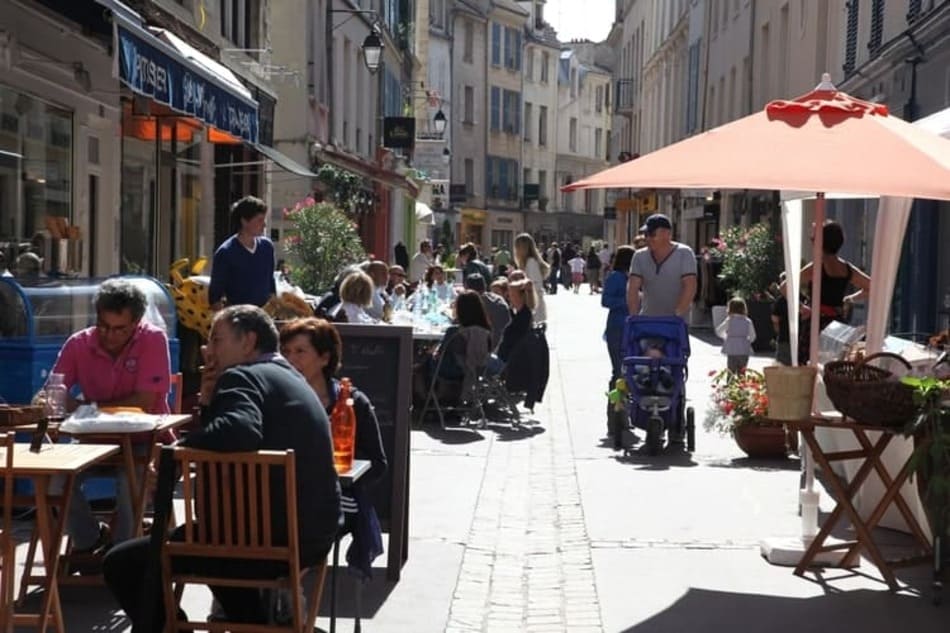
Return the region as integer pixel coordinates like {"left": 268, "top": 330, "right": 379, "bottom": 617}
{"left": 640, "top": 1, "right": 688, "bottom": 153}
{"left": 704, "top": 0, "right": 753, "bottom": 129}
{"left": 451, "top": 5, "right": 489, "bottom": 211}
{"left": 520, "top": 3, "right": 559, "bottom": 214}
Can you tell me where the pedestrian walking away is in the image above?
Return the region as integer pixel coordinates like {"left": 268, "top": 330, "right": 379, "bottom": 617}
{"left": 716, "top": 296, "right": 756, "bottom": 375}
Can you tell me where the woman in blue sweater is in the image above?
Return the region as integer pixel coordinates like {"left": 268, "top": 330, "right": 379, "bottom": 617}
{"left": 602, "top": 246, "right": 635, "bottom": 438}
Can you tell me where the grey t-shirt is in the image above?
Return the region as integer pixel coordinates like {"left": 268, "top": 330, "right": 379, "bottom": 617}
{"left": 629, "top": 243, "right": 697, "bottom": 316}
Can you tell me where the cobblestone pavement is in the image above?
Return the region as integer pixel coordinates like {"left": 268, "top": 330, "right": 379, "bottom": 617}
{"left": 446, "top": 293, "right": 604, "bottom": 633}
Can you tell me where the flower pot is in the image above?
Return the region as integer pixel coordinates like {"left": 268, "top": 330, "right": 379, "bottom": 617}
{"left": 734, "top": 422, "right": 788, "bottom": 459}
{"left": 764, "top": 366, "right": 817, "bottom": 420}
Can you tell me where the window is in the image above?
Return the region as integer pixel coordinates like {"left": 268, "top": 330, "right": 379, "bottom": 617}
{"left": 523, "top": 168, "right": 531, "bottom": 196}
{"left": 594, "top": 128, "right": 603, "bottom": 159}
{"left": 490, "top": 86, "right": 501, "bottom": 130}
{"left": 721, "top": 0, "right": 729, "bottom": 31}
{"left": 504, "top": 27, "right": 522, "bottom": 70}
{"left": 844, "top": 1, "right": 859, "bottom": 74}
{"left": 0, "top": 85, "right": 72, "bottom": 254}
{"left": 538, "top": 106, "right": 548, "bottom": 145}
{"left": 711, "top": 0, "right": 719, "bottom": 37}
{"left": 220, "top": 0, "right": 260, "bottom": 49}
{"left": 524, "top": 102, "right": 532, "bottom": 141}
{"left": 464, "top": 86, "right": 475, "bottom": 124}
{"left": 728, "top": 66, "right": 736, "bottom": 120}
{"left": 569, "top": 117, "right": 578, "bottom": 152}
{"left": 464, "top": 158, "right": 474, "bottom": 195}
{"left": 541, "top": 51, "right": 550, "bottom": 82}
{"left": 525, "top": 47, "right": 534, "bottom": 81}
{"left": 429, "top": 0, "right": 444, "bottom": 28}
{"left": 491, "top": 22, "right": 502, "bottom": 66}
{"left": 485, "top": 156, "right": 519, "bottom": 199}
{"left": 535, "top": 1, "right": 544, "bottom": 28}
{"left": 464, "top": 21, "right": 474, "bottom": 63}
{"left": 778, "top": 4, "right": 789, "bottom": 94}
{"left": 908, "top": 0, "right": 923, "bottom": 23}
{"left": 570, "top": 68, "right": 578, "bottom": 98}
{"left": 538, "top": 170, "right": 547, "bottom": 203}
{"left": 760, "top": 22, "right": 770, "bottom": 101}
{"left": 869, "top": 0, "right": 884, "bottom": 52}
{"left": 502, "top": 90, "right": 521, "bottom": 134}
{"left": 595, "top": 86, "right": 604, "bottom": 113}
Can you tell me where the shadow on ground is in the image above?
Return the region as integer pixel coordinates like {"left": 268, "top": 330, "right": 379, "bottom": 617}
{"left": 619, "top": 587, "right": 946, "bottom": 633}
{"left": 613, "top": 445, "right": 699, "bottom": 470}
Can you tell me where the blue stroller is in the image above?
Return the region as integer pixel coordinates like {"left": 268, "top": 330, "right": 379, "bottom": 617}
{"left": 620, "top": 316, "right": 695, "bottom": 455}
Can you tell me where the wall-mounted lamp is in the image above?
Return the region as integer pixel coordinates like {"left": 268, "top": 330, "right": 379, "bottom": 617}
{"left": 361, "top": 29, "right": 384, "bottom": 74}
{"left": 442, "top": 147, "right": 451, "bottom": 165}
{"left": 433, "top": 109, "right": 447, "bottom": 136}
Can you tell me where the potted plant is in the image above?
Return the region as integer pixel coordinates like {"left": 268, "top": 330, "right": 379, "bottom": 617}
{"left": 704, "top": 368, "right": 789, "bottom": 458}
{"left": 282, "top": 197, "right": 366, "bottom": 295}
{"left": 901, "top": 376, "right": 950, "bottom": 567}
{"left": 716, "top": 222, "right": 783, "bottom": 351}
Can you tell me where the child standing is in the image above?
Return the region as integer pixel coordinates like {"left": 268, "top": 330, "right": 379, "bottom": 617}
{"left": 568, "top": 253, "right": 586, "bottom": 294}
{"left": 716, "top": 297, "right": 757, "bottom": 374}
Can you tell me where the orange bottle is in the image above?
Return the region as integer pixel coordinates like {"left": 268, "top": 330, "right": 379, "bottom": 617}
{"left": 330, "top": 378, "right": 357, "bottom": 474}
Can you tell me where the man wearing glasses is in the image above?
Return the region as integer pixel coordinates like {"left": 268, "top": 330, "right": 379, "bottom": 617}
{"left": 49, "top": 278, "right": 171, "bottom": 563}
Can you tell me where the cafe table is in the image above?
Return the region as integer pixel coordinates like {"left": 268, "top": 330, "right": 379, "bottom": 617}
{"left": 18, "top": 414, "right": 195, "bottom": 594}
{"left": 4, "top": 442, "right": 118, "bottom": 633}
{"left": 330, "top": 459, "right": 371, "bottom": 633}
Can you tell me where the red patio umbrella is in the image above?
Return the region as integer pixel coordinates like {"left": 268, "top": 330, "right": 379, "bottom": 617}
{"left": 563, "top": 75, "right": 950, "bottom": 365}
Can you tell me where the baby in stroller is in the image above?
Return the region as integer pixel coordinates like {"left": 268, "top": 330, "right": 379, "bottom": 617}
{"left": 621, "top": 316, "right": 695, "bottom": 455}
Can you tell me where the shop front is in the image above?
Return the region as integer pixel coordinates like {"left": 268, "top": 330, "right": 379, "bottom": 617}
{"left": 459, "top": 208, "right": 488, "bottom": 251}
{"left": 487, "top": 210, "right": 524, "bottom": 252}
{"left": 0, "top": 0, "right": 119, "bottom": 277}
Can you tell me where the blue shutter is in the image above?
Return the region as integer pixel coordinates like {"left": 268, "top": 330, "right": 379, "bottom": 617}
{"left": 499, "top": 157, "right": 509, "bottom": 198}
{"left": 515, "top": 92, "right": 521, "bottom": 134}
{"left": 504, "top": 28, "right": 511, "bottom": 68}
{"left": 490, "top": 87, "right": 501, "bottom": 130}
{"left": 485, "top": 157, "right": 493, "bottom": 195}
{"left": 492, "top": 23, "right": 501, "bottom": 66}
{"left": 515, "top": 31, "right": 523, "bottom": 71}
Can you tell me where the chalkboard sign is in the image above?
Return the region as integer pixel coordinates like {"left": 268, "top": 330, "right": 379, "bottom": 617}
{"left": 335, "top": 324, "right": 412, "bottom": 581}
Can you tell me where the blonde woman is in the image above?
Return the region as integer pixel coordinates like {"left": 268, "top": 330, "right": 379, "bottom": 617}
{"left": 513, "top": 233, "right": 549, "bottom": 323}
{"left": 339, "top": 271, "right": 379, "bottom": 324}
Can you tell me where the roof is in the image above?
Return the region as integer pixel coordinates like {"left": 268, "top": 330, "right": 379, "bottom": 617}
{"left": 526, "top": 22, "right": 561, "bottom": 48}
{"left": 491, "top": 0, "right": 530, "bottom": 17}
{"left": 455, "top": 0, "right": 486, "bottom": 17}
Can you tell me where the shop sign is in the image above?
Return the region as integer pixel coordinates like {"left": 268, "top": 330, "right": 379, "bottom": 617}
{"left": 430, "top": 179, "right": 448, "bottom": 210}
{"left": 462, "top": 209, "right": 487, "bottom": 223}
{"left": 384, "top": 117, "right": 415, "bottom": 149}
{"left": 116, "top": 24, "right": 259, "bottom": 143}
{"left": 616, "top": 198, "right": 638, "bottom": 213}
{"left": 495, "top": 216, "right": 513, "bottom": 225}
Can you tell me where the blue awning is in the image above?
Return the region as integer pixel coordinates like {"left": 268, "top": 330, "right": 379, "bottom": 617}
{"left": 100, "top": 0, "right": 259, "bottom": 144}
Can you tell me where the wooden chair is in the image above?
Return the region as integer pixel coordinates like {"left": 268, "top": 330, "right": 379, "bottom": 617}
{"left": 161, "top": 447, "right": 328, "bottom": 632}
{"left": 1, "top": 432, "right": 15, "bottom": 633}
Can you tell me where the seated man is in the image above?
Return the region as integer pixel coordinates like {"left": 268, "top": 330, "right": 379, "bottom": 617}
{"left": 51, "top": 278, "right": 171, "bottom": 558}
{"left": 103, "top": 305, "right": 342, "bottom": 628}
{"left": 465, "top": 273, "right": 510, "bottom": 350}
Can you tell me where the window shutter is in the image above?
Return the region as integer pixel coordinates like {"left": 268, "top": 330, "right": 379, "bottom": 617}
{"left": 515, "top": 32, "right": 523, "bottom": 71}
{"left": 499, "top": 157, "right": 509, "bottom": 198}
{"left": 492, "top": 23, "right": 501, "bottom": 66}
{"left": 486, "top": 156, "right": 493, "bottom": 194}
{"left": 844, "top": 1, "right": 859, "bottom": 75}
{"left": 491, "top": 87, "right": 501, "bottom": 130}
{"left": 515, "top": 93, "right": 521, "bottom": 134}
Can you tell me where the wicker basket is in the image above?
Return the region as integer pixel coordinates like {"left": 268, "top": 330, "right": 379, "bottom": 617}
{"left": 823, "top": 352, "right": 915, "bottom": 427}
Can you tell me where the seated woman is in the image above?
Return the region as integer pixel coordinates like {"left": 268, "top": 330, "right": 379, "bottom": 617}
{"left": 339, "top": 270, "right": 380, "bottom": 324}
{"left": 279, "top": 317, "right": 387, "bottom": 578}
{"left": 431, "top": 291, "right": 492, "bottom": 398}
{"left": 493, "top": 279, "right": 536, "bottom": 367}
{"left": 423, "top": 264, "right": 457, "bottom": 304}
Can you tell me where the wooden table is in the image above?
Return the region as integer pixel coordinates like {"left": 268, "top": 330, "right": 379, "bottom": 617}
{"left": 330, "top": 459, "right": 371, "bottom": 633}
{"left": 17, "top": 414, "right": 194, "bottom": 595}
{"left": 784, "top": 415, "right": 932, "bottom": 590}
{"left": 3, "top": 442, "right": 118, "bottom": 633}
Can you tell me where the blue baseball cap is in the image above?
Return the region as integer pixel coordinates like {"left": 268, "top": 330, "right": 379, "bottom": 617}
{"left": 640, "top": 213, "right": 672, "bottom": 233}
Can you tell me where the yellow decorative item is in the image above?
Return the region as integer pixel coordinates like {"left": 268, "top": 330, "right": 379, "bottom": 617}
{"left": 168, "top": 258, "right": 214, "bottom": 338}
{"left": 607, "top": 377, "right": 628, "bottom": 412}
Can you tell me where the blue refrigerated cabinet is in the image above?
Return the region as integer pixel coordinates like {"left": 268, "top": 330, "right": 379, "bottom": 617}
{"left": 0, "top": 275, "right": 180, "bottom": 405}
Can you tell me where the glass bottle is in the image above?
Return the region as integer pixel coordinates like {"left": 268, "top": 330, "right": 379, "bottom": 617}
{"left": 330, "top": 378, "right": 357, "bottom": 474}
{"left": 45, "top": 372, "right": 68, "bottom": 422}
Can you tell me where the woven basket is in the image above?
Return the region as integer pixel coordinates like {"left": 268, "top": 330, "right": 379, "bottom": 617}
{"left": 823, "top": 352, "right": 915, "bottom": 427}
{"left": 764, "top": 366, "right": 817, "bottom": 421}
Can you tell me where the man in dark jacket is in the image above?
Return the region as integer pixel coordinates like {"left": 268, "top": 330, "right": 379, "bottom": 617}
{"left": 103, "top": 305, "right": 341, "bottom": 628}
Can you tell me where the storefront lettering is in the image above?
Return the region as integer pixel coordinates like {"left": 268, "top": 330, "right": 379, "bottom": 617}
{"left": 183, "top": 74, "right": 218, "bottom": 123}
{"left": 121, "top": 35, "right": 168, "bottom": 98}
{"left": 228, "top": 105, "right": 253, "bottom": 139}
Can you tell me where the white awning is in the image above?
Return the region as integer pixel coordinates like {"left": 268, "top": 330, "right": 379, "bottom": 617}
{"left": 415, "top": 201, "right": 435, "bottom": 225}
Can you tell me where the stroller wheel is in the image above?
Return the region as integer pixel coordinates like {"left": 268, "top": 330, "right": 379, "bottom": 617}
{"left": 646, "top": 416, "right": 663, "bottom": 456}
{"left": 686, "top": 407, "right": 696, "bottom": 452}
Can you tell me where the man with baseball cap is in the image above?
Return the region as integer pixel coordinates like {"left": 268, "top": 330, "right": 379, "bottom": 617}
{"left": 627, "top": 213, "right": 697, "bottom": 318}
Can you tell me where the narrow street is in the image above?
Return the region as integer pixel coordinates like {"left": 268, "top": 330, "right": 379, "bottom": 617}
{"left": 27, "top": 290, "right": 947, "bottom": 632}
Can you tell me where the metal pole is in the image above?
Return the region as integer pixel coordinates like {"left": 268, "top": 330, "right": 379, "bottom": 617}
{"left": 326, "top": 0, "right": 334, "bottom": 145}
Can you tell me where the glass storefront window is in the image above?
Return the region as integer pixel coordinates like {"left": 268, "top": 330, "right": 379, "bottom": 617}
{"left": 0, "top": 84, "right": 72, "bottom": 266}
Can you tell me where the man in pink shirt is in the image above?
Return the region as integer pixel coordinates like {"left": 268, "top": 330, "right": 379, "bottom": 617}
{"left": 51, "top": 279, "right": 171, "bottom": 564}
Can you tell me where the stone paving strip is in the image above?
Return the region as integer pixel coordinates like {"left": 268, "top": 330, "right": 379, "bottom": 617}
{"left": 445, "top": 348, "right": 605, "bottom": 632}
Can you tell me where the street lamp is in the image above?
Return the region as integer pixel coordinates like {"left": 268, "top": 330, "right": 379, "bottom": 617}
{"left": 361, "top": 29, "right": 383, "bottom": 74}
{"left": 442, "top": 147, "right": 451, "bottom": 165}
{"left": 433, "top": 109, "right": 447, "bottom": 136}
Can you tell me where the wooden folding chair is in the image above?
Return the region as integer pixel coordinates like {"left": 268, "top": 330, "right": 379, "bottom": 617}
{"left": 161, "top": 447, "right": 328, "bottom": 632}
{"left": 0, "top": 433, "right": 15, "bottom": 633}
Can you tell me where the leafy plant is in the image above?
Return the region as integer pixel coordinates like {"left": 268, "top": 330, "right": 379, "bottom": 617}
{"left": 316, "top": 164, "right": 362, "bottom": 210}
{"left": 704, "top": 368, "right": 770, "bottom": 435}
{"left": 717, "top": 222, "right": 783, "bottom": 302}
{"left": 283, "top": 198, "right": 366, "bottom": 295}
{"left": 901, "top": 376, "right": 950, "bottom": 542}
